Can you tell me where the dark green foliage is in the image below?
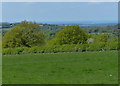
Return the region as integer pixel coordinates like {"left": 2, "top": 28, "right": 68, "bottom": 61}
{"left": 55, "top": 25, "right": 89, "bottom": 45}
{"left": 3, "top": 21, "right": 45, "bottom": 48}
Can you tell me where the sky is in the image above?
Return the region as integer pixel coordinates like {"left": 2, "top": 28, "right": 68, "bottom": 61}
{"left": 2, "top": 2, "right": 118, "bottom": 23}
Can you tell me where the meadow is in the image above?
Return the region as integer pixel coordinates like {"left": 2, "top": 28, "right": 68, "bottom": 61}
{"left": 3, "top": 51, "right": 118, "bottom": 84}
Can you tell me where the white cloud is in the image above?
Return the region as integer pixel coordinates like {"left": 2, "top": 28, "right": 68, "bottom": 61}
{"left": 1, "top": 0, "right": 119, "bottom": 2}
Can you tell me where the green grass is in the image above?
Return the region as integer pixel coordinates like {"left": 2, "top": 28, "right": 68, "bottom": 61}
{"left": 3, "top": 51, "right": 118, "bottom": 84}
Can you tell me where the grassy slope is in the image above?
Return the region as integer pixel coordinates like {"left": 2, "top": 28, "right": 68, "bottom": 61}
{"left": 3, "top": 51, "right": 118, "bottom": 84}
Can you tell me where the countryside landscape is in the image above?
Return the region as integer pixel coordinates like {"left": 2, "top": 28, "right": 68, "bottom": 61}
{"left": 1, "top": 2, "right": 119, "bottom": 84}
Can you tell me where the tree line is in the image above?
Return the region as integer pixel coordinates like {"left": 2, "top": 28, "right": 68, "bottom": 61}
{"left": 2, "top": 21, "right": 119, "bottom": 55}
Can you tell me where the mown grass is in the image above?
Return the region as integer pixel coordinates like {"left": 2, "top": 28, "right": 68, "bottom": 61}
{"left": 3, "top": 51, "right": 118, "bottom": 84}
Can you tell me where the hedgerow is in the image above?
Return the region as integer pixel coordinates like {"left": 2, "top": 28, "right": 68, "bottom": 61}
{"left": 2, "top": 42, "right": 118, "bottom": 55}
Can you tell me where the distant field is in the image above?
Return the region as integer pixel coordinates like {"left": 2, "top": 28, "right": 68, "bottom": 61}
{"left": 2, "top": 28, "right": 11, "bottom": 30}
{"left": 3, "top": 51, "right": 118, "bottom": 84}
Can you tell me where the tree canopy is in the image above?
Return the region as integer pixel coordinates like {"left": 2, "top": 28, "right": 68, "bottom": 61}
{"left": 55, "top": 25, "right": 89, "bottom": 45}
{"left": 3, "top": 21, "right": 45, "bottom": 48}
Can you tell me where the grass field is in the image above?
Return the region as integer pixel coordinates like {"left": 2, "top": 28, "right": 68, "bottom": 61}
{"left": 3, "top": 51, "right": 118, "bottom": 84}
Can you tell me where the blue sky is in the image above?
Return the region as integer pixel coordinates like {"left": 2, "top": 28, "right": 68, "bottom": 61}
{"left": 2, "top": 2, "right": 118, "bottom": 23}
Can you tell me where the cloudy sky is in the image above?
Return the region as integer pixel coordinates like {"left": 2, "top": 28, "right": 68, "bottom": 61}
{"left": 2, "top": 2, "right": 118, "bottom": 23}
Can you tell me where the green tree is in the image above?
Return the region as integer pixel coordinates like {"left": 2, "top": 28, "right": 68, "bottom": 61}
{"left": 55, "top": 25, "right": 89, "bottom": 45}
{"left": 99, "top": 33, "right": 109, "bottom": 43}
{"left": 3, "top": 21, "right": 45, "bottom": 48}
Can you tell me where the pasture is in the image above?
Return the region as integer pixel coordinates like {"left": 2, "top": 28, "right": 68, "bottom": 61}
{"left": 3, "top": 51, "right": 118, "bottom": 84}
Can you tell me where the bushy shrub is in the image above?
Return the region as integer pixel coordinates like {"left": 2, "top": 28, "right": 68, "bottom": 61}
{"left": 3, "top": 47, "right": 24, "bottom": 55}
{"left": 3, "top": 21, "right": 45, "bottom": 48}
{"left": 2, "top": 42, "right": 118, "bottom": 55}
{"left": 59, "top": 44, "right": 76, "bottom": 52}
{"left": 55, "top": 25, "right": 89, "bottom": 45}
{"left": 105, "top": 41, "right": 118, "bottom": 50}
{"left": 76, "top": 44, "right": 88, "bottom": 52}
{"left": 87, "top": 42, "right": 105, "bottom": 51}
{"left": 3, "top": 48, "right": 12, "bottom": 55}
{"left": 43, "top": 45, "right": 61, "bottom": 53}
